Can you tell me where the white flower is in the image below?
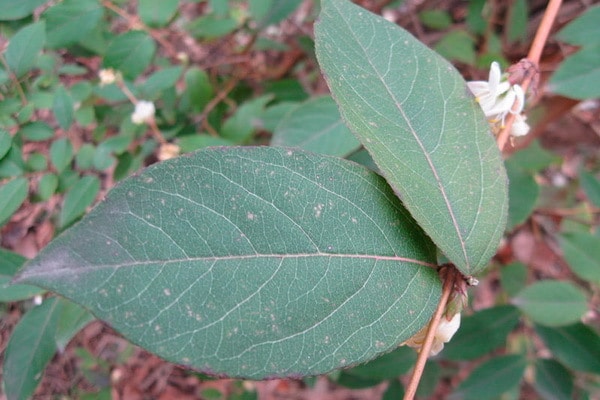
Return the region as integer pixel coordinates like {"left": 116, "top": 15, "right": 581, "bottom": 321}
{"left": 403, "top": 313, "right": 461, "bottom": 356}
{"left": 468, "top": 62, "right": 529, "bottom": 137}
{"left": 131, "top": 100, "right": 155, "bottom": 125}
{"left": 98, "top": 68, "right": 118, "bottom": 86}
{"left": 157, "top": 143, "right": 180, "bottom": 161}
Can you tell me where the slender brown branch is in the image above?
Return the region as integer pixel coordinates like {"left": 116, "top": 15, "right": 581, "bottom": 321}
{"left": 497, "top": 0, "right": 563, "bottom": 151}
{"left": 403, "top": 268, "right": 456, "bottom": 400}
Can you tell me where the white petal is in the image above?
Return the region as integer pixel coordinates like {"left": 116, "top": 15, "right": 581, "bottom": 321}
{"left": 511, "top": 85, "right": 525, "bottom": 114}
{"left": 131, "top": 100, "right": 156, "bottom": 125}
{"left": 485, "top": 90, "right": 516, "bottom": 118}
{"left": 467, "top": 81, "right": 489, "bottom": 97}
{"left": 511, "top": 114, "right": 530, "bottom": 137}
{"left": 436, "top": 313, "right": 461, "bottom": 343}
{"left": 488, "top": 62, "right": 501, "bottom": 95}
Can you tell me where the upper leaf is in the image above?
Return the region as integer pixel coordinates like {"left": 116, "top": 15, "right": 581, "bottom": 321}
{"left": 16, "top": 146, "right": 441, "bottom": 379}
{"left": 315, "top": 0, "right": 508, "bottom": 275}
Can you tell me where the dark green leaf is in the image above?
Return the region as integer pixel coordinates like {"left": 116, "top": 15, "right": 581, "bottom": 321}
{"left": 419, "top": 10, "right": 452, "bottom": 30}
{"left": 140, "top": 66, "right": 183, "bottom": 99}
{"left": 44, "top": 0, "right": 104, "bottom": 48}
{"left": 549, "top": 44, "right": 600, "bottom": 100}
{"left": 499, "top": 262, "right": 527, "bottom": 297}
{"left": 535, "top": 323, "right": 600, "bottom": 374}
{"left": 344, "top": 346, "right": 416, "bottom": 380}
{"left": 55, "top": 299, "right": 95, "bottom": 352}
{"left": 506, "top": 160, "right": 539, "bottom": 229}
{"left": 315, "top": 0, "right": 507, "bottom": 275}
{"left": 336, "top": 372, "right": 381, "bottom": 389}
{"left": 0, "top": 248, "right": 45, "bottom": 302}
{"left": 186, "top": 15, "right": 239, "bottom": 39}
{"left": 38, "top": 173, "right": 58, "bottom": 201}
{"left": 271, "top": 96, "right": 361, "bottom": 157}
{"left": 221, "top": 95, "right": 272, "bottom": 143}
{"left": 0, "top": 129, "right": 13, "bottom": 159}
{"left": 559, "top": 231, "right": 600, "bottom": 283}
{"left": 52, "top": 85, "right": 74, "bottom": 130}
{"left": 103, "top": 31, "right": 156, "bottom": 80}
{"left": 506, "top": 0, "right": 528, "bottom": 43}
{"left": 1, "top": 0, "right": 47, "bottom": 21}
{"left": 16, "top": 146, "right": 441, "bottom": 379}
{"left": 434, "top": 30, "right": 476, "bottom": 65}
{"left": 512, "top": 280, "right": 587, "bottom": 326}
{"left": 0, "top": 177, "right": 28, "bottom": 227}
{"left": 580, "top": 170, "right": 600, "bottom": 207}
{"left": 26, "top": 152, "right": 47, "bottom": 172}
{"left": 508, "top": 140, "right": 558, "bottom": 173}
{"left": 382, "top": 379, "right": 404, "bottom": 400}
{"left": 50, "top": 138, "right": 74, "bottom": 173}
{"left": 138, "top": 0, "right": 179, "bottom": 27}
{"left": 556, "top": 5, "right": 600, "bottom": 46}
{"left": 5, "top": 21, "right": 46, "bottom": 77}
{"left": 180, "top": 67, "right": 214, "bottom": 113}
{"left": 249, "top": 0, "right": 303, "bottom": 27}
{"left": 2, "top": 298, "right": 62, "bottom": 400}
{"left": 442, "top": 305, "right": 520, "bottom": 360}
{"left": 75, "top": 144, "right": 96, "bottom": 170}
{"left": 449, "top": 355, "right": 526, "bottom": 400}
{"left": 19, "top": 121, "right": 54, "bottom": 141}
{"left": 59, "top": 175, "right": 100, "bottom": 228}
{"left": 178, "top": 134, "right": 234, "bottom": 153}
{"left": 534, "top": 359, "right": 573, "bottom": 400}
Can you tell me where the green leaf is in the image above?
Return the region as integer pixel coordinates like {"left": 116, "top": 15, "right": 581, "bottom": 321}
{"left": 221, "top": 95, "right": 273, "bottom": 143}
{"left": 508, "top": 140, "right": 558, "bottom": 173}
{"left": 0, "top": 177, "right": 28, "bottom": 228}
{"left": 26, "top": 152, "right": 47, "bottom": 172}
{"left": 556, "top": 5, "right": 600, "bottom": 46}
{"left": 103, "top": 31, "right": 156, "bottom": 80}
{"left": 549, "top": 44, "right": 600, "bottom": 100}
{"left": 186, "top": 15, "right": 239, "bottom": 39}
{"left": 434, "top": 30, "right": 476, "bottom": 65}
{"left": 5, "top": 22, "right": 46, "bottom": 77}
{"left": 315, "top": 0, "right": 507, "bottom": 275}
{"left": 249, "top": 0, "right": 303, "bottom": 27}
{"left": 50, "top": 138, "right": 74, "bottom": 173}
{"left": 0, "top": 129, "right": 13, "bottom": 159}
{"left": 55, "top": 299, "right": 95, "bottom": 352}
{"left": 138, "top": 0, "right": 179, "bottom": 27}
{"left": 16, "top": 146, "right": 441, "bottom": 379}
{"left": 419, "top": 10, "right": 452, "bottom": 30}
{"left": 343, "top": 346, "right": 416, "bottom": 380}
{"left": 180, "top": 67, "right": 214, "bottom": 113}
{"left": 271, "top": 96, "right": 361, "bottom": 157}
{"left": 382, "top": 379, "right": 404, "bottom": 400}
{"left": 442, "top": 305, "right": 520, "bottom": 360}
{"left": 506, "top": 0, "right": 528, "bottom": 43}
{"left": 449, "top": 355, "right": 526, "bottom": 400}
{"left": 534, "top": 359, "right": 573, "bottom": 400}
{"left": 580, "top": 170, "right": 600, "bottom": 207}
{"left": 512, "top": 280, "right": 587, "bottom": 326}
{"left": 38, "top": 173, "right": 59, "bottom": 201}
{"left": 140, "top": 66, "right": 183, "bottom": 99}
{"left": 178, "top": 134, "right": 234, "bottom": 153}
{"left": 2, "top": 298, "right": 62, "bottom": 400}
{"left": 499, "top": 261, "right": 527, "bottom": 297}
{"left": 19, "top": 121, "right": 54, "bottom": 141}
{"left": 0, "top": 0, "right": 47, "bottom": 21}
{"left": 559, "top": 231, "right": 600, "bottom": 283}
{"left": 535, "top": 323, "right": 600, "bottom": 374}
{"left": 44, "top": 0, "right": 104, "bottom": 49}
{"left": 52, "top": 85, "right": 74, "bottom": 130}
{"left": 0, "top": 248, "right": 45, "bottom": 302}
{"left": 59, "top": 175, "right": 100, "bottom": 229}
{"left": 506, "top": 160, "right": 539, "bottom": 229}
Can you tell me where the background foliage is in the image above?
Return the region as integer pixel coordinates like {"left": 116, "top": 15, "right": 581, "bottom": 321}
{"left": 1, "top": 0, "right": 600, "bottom": 399}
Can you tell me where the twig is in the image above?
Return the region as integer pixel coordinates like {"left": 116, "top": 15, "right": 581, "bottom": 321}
{"left": 0, "top": 53, "right": 27, "bottom": 105}
{"left": 497, "top": 0, "right": 563, "bottom": 151}
{"left": 403, "top": 267, "right": 456, "bottom": 400}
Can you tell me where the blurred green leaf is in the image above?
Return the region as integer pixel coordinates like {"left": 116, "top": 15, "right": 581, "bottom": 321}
{"left": 186, "top": 15, "right": 239, "bottom": 39}
{"left": 506, "top": 0, "right": 528, "bottom": 43}
{"left": 466, "top": 0, "right": 487, "bottom": 34}
{"left": 535, "top": 323, "right": 600, "bottom": 374}
{"left": 556, "top": 5, "right": 600, "bottom": 46}
{"left": 443, "top": 305, "right": 520, "bottom": 360}
{"left": 506, "top": 160, "right": 539, "bottom": 229}
{"left": 0, "top": 130, "right": 13, "bottom": 159}
{"left": 75, "top": 144, "right": 96, "bottom": 170}
{"left": 336, "top": 372, "right": 382, "bottom": 389}
{"left": 59, "top": 175, "right": 100, "bottom": 228}
{"left": 534, "top": 359, "right": 573, "bottom": 400}
{"left": 180, "top": 67, "right": 214, "bottom": 113}
{"left": 449, "top": 355, "right": 526, "bottom": 400}
{"left": 249, "top": 0, "right": 303, "bottom": 27}
{"left": 0, "top": 177, "right": 28, "bottom": 227}
{"left": 261, "top": 102, "right": 298, "bottom": 132}
{"left": 264, "top": 79, "right": 308, "bottom": 102}
{"left": 140, "top": 66, "right": 183, "bottom": 99}
{"left": 177, "top": 134, "right": 234, "bottom": 152}
{"left": 419, "top": 10, "right": 452, "bottom": 30}
{"left": 138, "top": 0, "right": 179, "bottom": 27}
{"left": 434, "top": 30, "right": 476, "bottom": 65}
{"left": 19, "top": 121, "right": 54, "bottom": 142}
{"left": 415, "top": 361, "right": 441, "bottom": 399}
{"left": 382, "top": 379, "right": 404, "bottom": 400}
{"left": 508, "top": 141, "right": 558, "bottom": 173}
{"left": 271, "top": 96, "right": 360, "bottom": 157}
{"left": 512, "top": 280, "right": 587, "bottom": 326}
{"left": 2, "top": 298, "right": 62, "bottom": 400}
{"left": 1, "top": 0, "right": 47, "bottom": 20}
{"left": 52, "top": 85, "right": 74, "bottom": 130}
{"left": 0, "top": 248, "right": 45, "bottom": 302}
{"left": 55, "top": 300, "right": 95, "bottom": 352}
{"left": 26, "top": 152, "right": 47, "bottom": 172}
{"left": 500, "top": 262, "right": 528, "bottom": 297}
{"left": 44, "top": 0, "right": 104, "bottom": 48}
{"left": 559, "top": 231, "right": 600, "bottom": 283}
{"left": 104, "top": 31, "right": 156, "bottom": 80}
{"left": 344, "top": 346, "right": 416, "bottom": 380}
{"left": 549, "top": 44, "right": 600, "bottom": 100}
{"left": 50, "top": 138, "right": 74, "bottom": 173}
{"left": 5, "top": 22, "right": 46, "bottom": 77}
{"left": 221, "top": 95, "right": 272, "bottom": 143}
{"left": 580, "top": 170, "right": 600, "bottom": 207}
{"left": 38, "top": 173, "right": 59, "bottom": 201}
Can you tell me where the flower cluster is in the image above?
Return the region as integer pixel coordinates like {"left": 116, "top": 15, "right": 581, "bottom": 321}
{"left": 468, "top": 62, "right": 530, "bottom": 137}
{"left": 131, "top": 100, "right": 156, "bottom": 125}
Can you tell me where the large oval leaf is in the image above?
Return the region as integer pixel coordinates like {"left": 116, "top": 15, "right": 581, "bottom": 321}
{"left": 315, "top": 0, "right": 508, "bottom": 275}
{"left": 15, "top": 146, "right": 440, "bottom": 379}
